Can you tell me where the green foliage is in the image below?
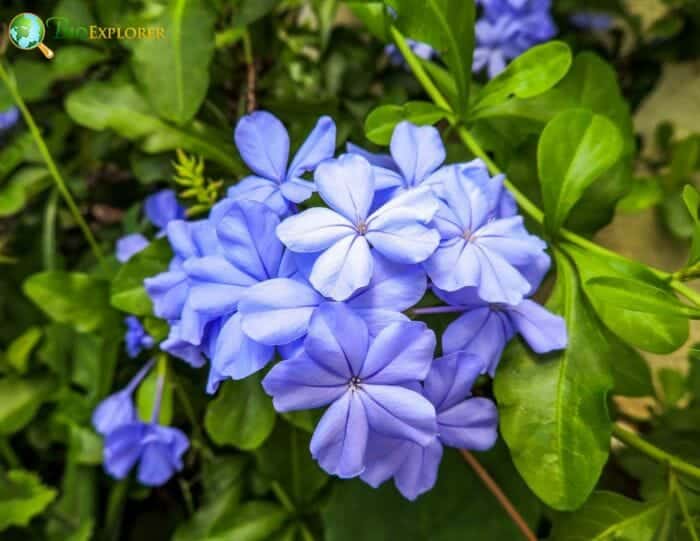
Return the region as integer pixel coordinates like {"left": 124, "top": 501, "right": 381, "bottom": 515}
{"left": 0, "top": 470, "right": 57, "bottom": 531}
{"left": 364, "top": 101, "right": 448, "bottom": 145}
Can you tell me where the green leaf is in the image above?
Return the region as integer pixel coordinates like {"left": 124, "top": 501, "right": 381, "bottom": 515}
{"left": 6, "top": 326, "right": 42, "bottom": 374}
{"left": 322, "top": 444, "right": 540, "bottom": 540}
{"left": 683, "top": 184, "right": 700, "bottom": 266}
{"left": 233, "top": 0, "right": 282, "bottom": 27}
{"left": 255, "top": 422, "right": 328, "bottom": 507}
{"left": 204, "top": 375, "right": 276, "bottom": 451}
{"left": 347, "top": 2, "right": 389, "bottom": 40}
{"left": 51, "top": 46, "right": 108, "bottom": 80}
{"left": 563, "top": 244, "right": 688, "bottom": 354}
{"left": 471, "top": 41, "right": 572, "bottom": 115}
{"left": 605, "top": 329, "right": 654, "bottom": 398}
{"left": 388, "top": 0, "right": 475, "bottom": 119}
{"left": 203, "top": 501, "right": 289, "bottom": 541}
{"left": 539, "top": 109, "right": 624, "bottom": 233}
{"left": 657, "top": 368, "right": 687, "bottom": 407}
{"left": 0, "top": 377, "right": 54, "bottom": 435}
{"left": 549, "top": 491, "right": 666, "bottom": 541}
{"left": 110, "top": 238, "right": 171, "bottom": 316}
{"left": 0, "top": 470, "right": 57, "bottom": 531}
{"left": 131, "top": 0, "right": 216, "bottom": 125}
{"left": 494, "top": 250, "right": 613, "bottom": 510}
{"left": 364, "top": 101, "right": 448, "bottom": 145}
{"left": 0, "top": 167, "right": 52, "bottom": 217}
{"left": 586, "top": 277, "right": 700, "bottom": 319}
{"left": 23, "top": 271, "right": 110, "bottom": 333}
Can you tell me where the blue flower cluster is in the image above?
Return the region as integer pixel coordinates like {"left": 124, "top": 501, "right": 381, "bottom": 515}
{"left": 142, "top": 112, "right": 567, "bottom": 499}
{"left": 384, "top": 39, "right": 435, "bottom": 67}
{"left": 474, "top": 0, "right": 557, "bottom": 78}
{"left": 92, "top": 360, "right": 189, "bottom": 486}
{"left": 0, "top": 106, "right": 19, "bottom": 132}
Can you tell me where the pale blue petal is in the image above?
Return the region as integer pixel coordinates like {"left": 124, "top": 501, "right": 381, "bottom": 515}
{"left": 276, "top": 207, "right": 355, "bottom": 253}
{"left": 309, "top": 235, "right": 373, "bottom": 301}
{"left": 280, "top": 177, "right": 316, "bottom": 204}
{"left": 393, "top": 439, "right": 442, "bottom": 501}
{"left": 315, "top": 154, "right": 374, "bottom": 224}
{"left": 225, "top": 176, "right": 289, "bottom": 217}
{"left": 346, "top": 142, "right": 398, "bottom": 171}
{"left": 287, "top": 115, "right": 336, "bottom": 180}
{"left": 144, "top": 189, "right": 185, "bottom": 230}
{"left": 508, "top": 299, "right": 567, "bottom": 353}
{"left": 423, "top": 351, "right": 484, "bottom": 411}
{"left": 390, "top": 122, "right": 446, "bottom": 187}
{"left": 437, "top": 397, "right": 498, "bottom": 451}
{"left": 234, "top": 111, "right": 289, "bottom": 181}
{"left": 116, "top": 234, "right": 149, "bottom": 263}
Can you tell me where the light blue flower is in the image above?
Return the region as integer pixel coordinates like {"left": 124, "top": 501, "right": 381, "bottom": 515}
{"left": 124, "top": 316, "right": 154, "bottom": 358}
{"left": 384, "top": 39, "right": 435, "bottom": 67}
{"left": 276, "top": 153, "right": 440, "bottom": 301}
{"left": 263, "top": 302, "right": 438, "bottom": 479}
{"left": 230, "top": 111, "right": 336, "bottom": 216}
{"left": 423, "top": 162, "right": 548, "bottom": 304}
{"left": 116, "top": 233, "right": 149, "bottom": 263}
{"left": 361, "top": 352, "right": 498, "bottom": 500}
{"left": 0, "top": 106, "right": 19, "bottom": 131}
{"left": 145, "top": 189, "right": 186, "bottom": 232}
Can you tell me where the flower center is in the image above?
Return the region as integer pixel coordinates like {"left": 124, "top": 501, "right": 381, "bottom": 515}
{"left": 462, "top": 229, "right": 476, "bottom": 242}
{"left": 356, "top": 222, "right": 368, "bottom": 235}
{"left": 349, "top": 376, "right": 362, "bottom": 391}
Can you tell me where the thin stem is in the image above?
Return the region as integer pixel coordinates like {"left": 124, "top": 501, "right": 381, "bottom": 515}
{"left": 412, "top": 305, "right": 467, "bottom": 315}
{"left": 612, "top": 425, "right": 700, "bottom": 481}
{"left": 0, "top": 438, "right": 20, "bottom": 469}
{"left": 151, "top": 355, "right": 168, "bottom": 424}
{"left": 670, "top": 280, "right": 700, "bottom": 307}
{"left": 0, "top": 62, "right": 104, "bottom": 264}
{"left": 242, "top": 31, "right": 256, "bottom": 113}
{"left": 672, "top": 471, "right": 700, "bottom": 541}
{"left": 103, "top": 479, "right": 129, "bottom": 541}
{"left": 460, "top": 450, "right": 537, "bottom": 541}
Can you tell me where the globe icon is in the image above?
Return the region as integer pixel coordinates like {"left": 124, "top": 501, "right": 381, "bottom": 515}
{"left": 8, "top": 13, "right": 54, "bottom": 59}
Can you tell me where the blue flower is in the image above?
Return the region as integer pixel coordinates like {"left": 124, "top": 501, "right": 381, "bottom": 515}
{"left": 103, "top": 422, "right": 189, "bottom": 486}
{"left": 361, "top": 352, "right": 498, "bottom": 500}
{"left": 276, "top": 153, "right": 440, "bottom": 300}
{"left": 384, "top": 39, "right": 435, "bottom": 67}
{"left": 145, "top": 189, "right": 186, "bottom": 232}
{"left": 0, "top": 106, "right": 19, "bottom": 131}
{"left": 116, "top": 233, "right": 149, "bottom": 263}
{"left": 474, "top": 0, "right": 557, "bottom": 78}
{"left": 432, "top": 286, "right": 567, "bottom": 375}
{"left": 263, "top": 302, "right": 438, "bottom": 479}
{"left": 238, "top": 252, "right": 427, "bottom": 347}
{"left": 423, "top": 162, "right": 548, "bottom": 304}
{"left": 92, "top": 360, "right": 154, "bottom": 436}
{"left": 570, "top": 12, "right": 614, "bottom": 31}
{"left": 124, "top": 316, "right": 154, "bottom": 358}
{"left": 230, "top": 111, "right": 336, "bottom": 216}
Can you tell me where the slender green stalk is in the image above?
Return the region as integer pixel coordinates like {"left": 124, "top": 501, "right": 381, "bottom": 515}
{"left": 0, "top": 438, "right": 20, "bottom": 469}
{"left": 613, "top": 425, "right": 700, "bottom": 482}
{"left": 391, "top": 26, "right": 700, "bottom": 306}
{"left": 42, "top": 189, "right": 59, "bottom": 270}
{"left": 103, "top": 479, "right": 129, "bottom": 541}
{"left": 671, "top": 472, "right": 700, "bottom": 541}
{"left": 0, "top": 62, "right": 104, "bottom": 263}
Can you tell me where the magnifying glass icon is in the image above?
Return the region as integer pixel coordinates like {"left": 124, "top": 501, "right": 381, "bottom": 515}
{"left": 8, "top": 13, "right": 55, "bottom": 59}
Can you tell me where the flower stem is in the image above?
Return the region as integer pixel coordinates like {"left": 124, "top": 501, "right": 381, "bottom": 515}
{"left": 0, "top": 61, "right": 104, "bottom": 264}
{"left": 612, "top": 424, "right": 700, "bottom": 481}
{"left": 671, "top": 470, "right": 700, "bottom": 541}
{"left": 390, "top": 26, "right": 700, "bottom": 307}
{"left": 412, "top": 305, "right": 467, "bottom": 315}
{"left": 460, "top": 450, "right": 537, "bottom": 541}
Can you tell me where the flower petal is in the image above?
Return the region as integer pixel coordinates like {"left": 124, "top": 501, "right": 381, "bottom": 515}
{"left": 276, "top": 207, "right": 355, "bottom": 253}
{"left": 437, "top": 397, "right": 498, "bottom": 451}
{"left": 225, "top": 176, "right": 289, "bottom": 216}
{"left": 423, "top": 351, "right": 484, "bottom": 412}
{"left": 309, "top": 235, "right": 373, "bottom": 301}
{"left": 390, "top": 121, "right": 446, "bottom": 187}
{"left": 280, "top": 177, "right": 316, "bottom": 204}
{"left": 287, "top": 115, "right": 336, "bottom": 180}
{"left": 393, "top": 439, "right": 443, "bottom": 501}
{"left": 144, "top": 189, "right": 185, "bottom": 230}
{"left": 315, "top": 154, "right": 375, "bottom": 223}
{"left": 239, "top": 278, "right": 322, "bottom": 346}
{"left": 234, "top": 111, "right": 289, "bottom": 181}
{"left": 508, "top": 299, "right": 567, "bottom": 353}
{"left": 116, "top": 234, "right": 149, "bottom": 263}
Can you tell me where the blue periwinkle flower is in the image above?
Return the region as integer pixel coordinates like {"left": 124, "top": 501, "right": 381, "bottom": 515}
{"left": 434, "top": 286, "right": 567, "bottom": 375}
{"left": 145, "top": 189, "right": 186, "bottom": 232}
{"left": 230, "top": 111, "right": 336, "bottom": 216}
{"left": 263, "top": 303, "right": 438, "bottom": 479}
{"left": 276, "top": 153, "right": 439, "bottom": 300}
{"left": 424, "top": 162, "right": 548, "bottom": 304}
{"left": 124, "top": 316, "right": 154, "bottom": 358}
{"left": 0, "top": 106, "right": 19, "bottom": 131}
{"left": 92, "top": 360, "right": 154, "bottom": 436}
{"left": 103, "top": 422, "right": 189, "bottom": 486}
{"left": 116, "top": 233, "right": 149, "bottom": 263}
{"left": 474, "top": 0, "right": 557, "bottom": 78}
{"left": 362, "top": 352, "right": 498, "bottom": 500}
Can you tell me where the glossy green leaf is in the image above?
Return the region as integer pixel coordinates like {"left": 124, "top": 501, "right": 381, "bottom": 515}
{"left": 364, "top": 101, "right": 448, "bottom": 145}
{"left": 586, "top": 276, "right": 700, "bottom": 319}
{"left": 203, "top": 501, "right": 289, "bottom": 541}
{"left": 605, "top": 329, "right": 654, "bottom": 398}
{"left": 549, "top": 491, "right": 666, "bottom": 541}
{"left": 322, "top": 444, "right": 540, "bottom": 540}
{"left": 494, "top": 251, "right": 613, "bottom": 510}
{"left": 564, "top": 244, "right": 689, "bottom": 354}
{"left": 23, "top": 272, "right": 110, "bottom": 333}
{"left": 0, "top": 470, "right": 57, "bottom": 531}
{"left": 6, "top": 326, "right": 42, "bottom": 374}
{"left": 0, "top": 377, "right": 53, "bottom": 435}
{"left": 387, "top": 0, "right": 475, "bottom": 118}
{"left": 657, "top": 368, "right": 687, "bottom": 407}
{"left": 0, "top": 167, "right": 51, "bottom": 217}
{"left": 472, "top": 41, "right": 572, "bottom": 114}
{"left": 204, "top": 375, "right": 276, "bottom": 451}
{"left": 131, "top": 0, "right": 216, "bottom": 125}
{"left": 110, "top": 238, "right": 171, "bottom": 316}
{"left": 539, "top": 109, "right": 624, "bottom": 233}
